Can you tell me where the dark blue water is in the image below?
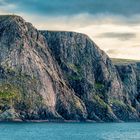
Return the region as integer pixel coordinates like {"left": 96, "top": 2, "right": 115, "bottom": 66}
{"left": 0, "top": 122, "right": 139, "bottom": 140}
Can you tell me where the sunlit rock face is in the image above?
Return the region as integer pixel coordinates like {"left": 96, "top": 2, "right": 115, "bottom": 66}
{"left": 0, "top": 15, "right": 87, "bottom": 121}
{"left": 0, "top": 15, "right": 139, "bottom": 122}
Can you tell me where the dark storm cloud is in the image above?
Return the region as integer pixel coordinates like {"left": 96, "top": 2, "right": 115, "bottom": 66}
{"left": 97, "top": 32, "right": 136, "bottom": 41}
{"left": 3, "top": 0, "right": 140, "bottom": 16}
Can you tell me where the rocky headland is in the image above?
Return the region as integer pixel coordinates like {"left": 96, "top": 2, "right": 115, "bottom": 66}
{"left": 0, "top": 15, "right": 139, "bottom": 122}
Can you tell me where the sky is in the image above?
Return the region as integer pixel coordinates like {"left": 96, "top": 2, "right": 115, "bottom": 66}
{"left": 0, "top": 0, "right": 140, "bottom": 60}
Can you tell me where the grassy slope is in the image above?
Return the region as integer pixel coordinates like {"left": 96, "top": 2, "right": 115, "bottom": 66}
{"left": 111, "top": 58, "right": 140, "bottom": 65}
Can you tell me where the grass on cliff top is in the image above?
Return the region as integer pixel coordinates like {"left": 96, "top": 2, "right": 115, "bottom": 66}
{"left": 111, "top": 58, "right": 140, "bottom": 64}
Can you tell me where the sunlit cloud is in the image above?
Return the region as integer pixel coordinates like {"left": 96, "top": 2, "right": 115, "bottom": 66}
{"left": 97, "top": 32, "right": 136, "bottom": 41}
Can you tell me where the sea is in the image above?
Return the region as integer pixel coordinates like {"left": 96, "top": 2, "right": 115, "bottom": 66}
{"left": 0, "top": 122, "right": 139, "bottom": 140}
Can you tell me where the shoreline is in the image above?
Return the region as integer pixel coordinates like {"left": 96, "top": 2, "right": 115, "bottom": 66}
{"left": 0, "top": 119, "right": 139, "bottom": 123}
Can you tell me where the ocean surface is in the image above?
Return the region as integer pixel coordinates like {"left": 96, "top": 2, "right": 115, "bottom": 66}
{"left": 0, "top": 122, "right": 139, "bottom": 140}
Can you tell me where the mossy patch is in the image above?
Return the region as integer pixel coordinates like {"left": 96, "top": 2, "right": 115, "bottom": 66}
{"left": 110, "top": 99, "right": 136, "bottom": 112}
{"left": 67, "top": 75, "right": 82, "bottom": 81}
{"left": 66, "top": 63, "right": 83, "bottom": 81}
{"left": 95, "top": 82, "right": 104, "bottom": 90}
{"left": 94, "top": 95, "right": 108, "bottom": 109}
{"left": 0, "top": 83, "right": 20, "bottom": 100}
{"left": 68, "top": 63, "right": 82, "bottom": 74}
{"left": 0, "top": 83, "right": 21, "bottom": 111}
{"left": 110, "top": 99, "right": 125, "bottom": 107}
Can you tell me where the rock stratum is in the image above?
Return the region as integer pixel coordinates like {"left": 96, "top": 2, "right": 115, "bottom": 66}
{"left": 0, "top": 15, "right": 139, "bottom": 122}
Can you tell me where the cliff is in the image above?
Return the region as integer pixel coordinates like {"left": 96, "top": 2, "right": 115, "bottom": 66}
{"left": 0, "top": 15, "right": 139, "bottom": 122}
{"left": 0, "top": 15, "right": 87, "bottom": 121}
{"left": 41, "top": 31, "right": 140, "bottom": 122}
{"left": 113, "top": 59, "right": 140, "bottom": 120}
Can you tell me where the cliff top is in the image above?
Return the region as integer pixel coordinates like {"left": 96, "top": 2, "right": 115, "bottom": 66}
{"left": 0, "top": 15, "right": 24, "bottom": 21}
{"left": 111, "top": 58, "right": 140, "bottom": 65}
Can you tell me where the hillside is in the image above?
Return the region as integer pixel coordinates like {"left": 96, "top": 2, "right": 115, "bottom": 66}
{"left": 111, "top": 58, "right": 140, "bottom": 65}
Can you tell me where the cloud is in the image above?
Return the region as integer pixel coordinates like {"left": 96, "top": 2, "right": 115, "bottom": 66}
{"left": 3, "top": 0, "right": 140, "bottom": 16}
{"left": 0, "top": 0, "right": 16, "bottom": 14}
{"left": 1, "top": 0, "right": 140, "bottom": 26}
{"left": 97, "top": 32, "right": 136, "bottom": 41}
{"left": 106, "top": 49, "right": 121, "bottom": 55}
{"left": 132, "top": 44, "right": 140, "bottom": 48}
{"left": 15, "top": 13, "right": 140, "bottom": 32}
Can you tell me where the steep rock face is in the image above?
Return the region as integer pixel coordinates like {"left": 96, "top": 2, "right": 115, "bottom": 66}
{"left": 0, "top": 15, "right": 87, "bottom": 121}
{"left": 41, "top": 31, "right": 140, "bottom": 121}
{"left": 0, "top": 15, "right": 139, "bottom": 122}
{"left": 115, "top": 62, "right": 140, "bottom": 119}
